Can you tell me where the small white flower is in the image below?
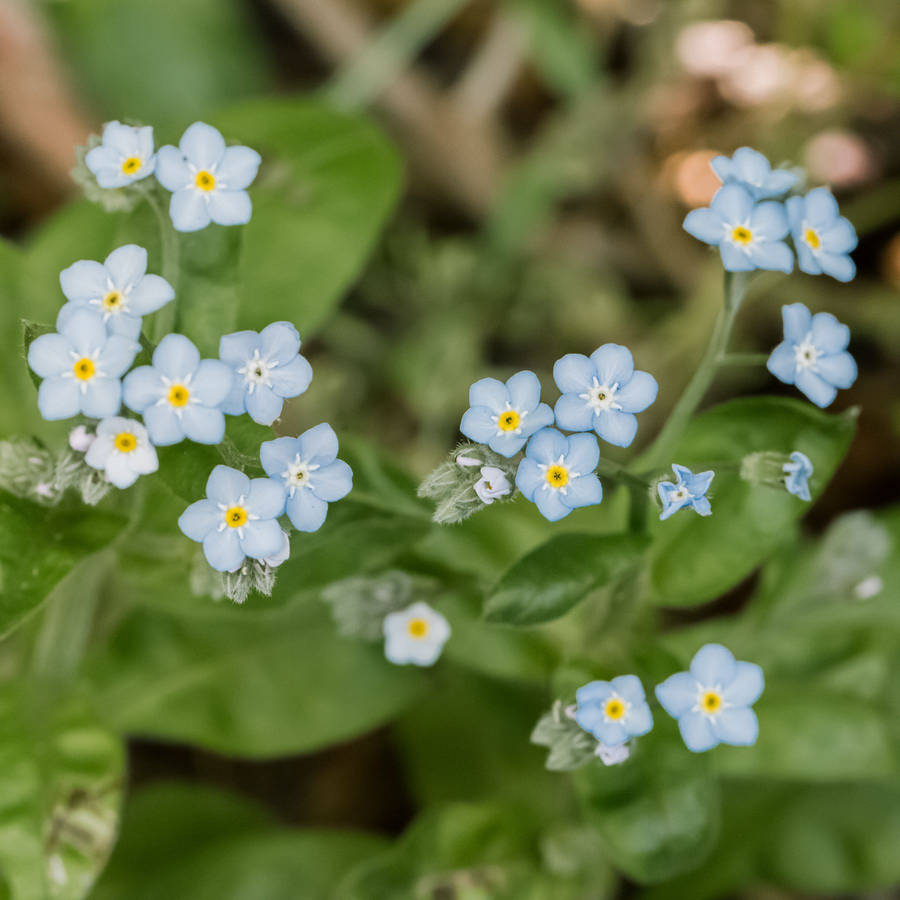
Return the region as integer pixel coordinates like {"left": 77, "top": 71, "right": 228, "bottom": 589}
{"left": 85, "top": 122, "right": 156, "bottom": 188}
{"left": 474, "top": 466, "right": 511, "bottom": 504}
{"left": 595, "top": 742, "right": 631, "bottom": 766}
{"left": 383, "top": 601, "right": 450, "bottom": 667}
{"left": 853, "top": 575, "right": 883, "bottom": 600}
{"left": 68, "top": 425, "right": 95, "bottom": 453}
{"left": 85, "top": 417, "right": 158, "bottom": 489}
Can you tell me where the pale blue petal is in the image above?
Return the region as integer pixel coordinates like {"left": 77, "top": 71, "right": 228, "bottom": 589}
{"left": 564, "top": 432, "right": 600, "bottom": 474}
{"left": 178, "top": 500, "right": 220, "bottom": 541}
{"left": 170, "top": 189, "right": 211, "bottom": 233}
{"left": 683, "top": 208, "right": 725, "bottom": 245}
{"left": 246, "top": 478, "right": 286, "bottom": 519}
{"left": 469, "top": 377, "right": 507, "bottom": 412}
{"left": 554, "top": 393, "right": 593, "bottom": 432}
{"left": 81, "top": 379, "right": 122, "bottom": 418}
{"left": 136, "top": 126, "right": 154, "bottom": 159}
{"left": 155, "top": 146, "right": 192, "bottom": 192}
{"left": 723, "top": 662, "right": 764, "bottom": 706}
{"left": 803, "top": 188, "right": 839, "bottom": 228}
{"left": 576, "top": 681, "right": 613, "bottom": 705}
{"left": 86, "top": 147, "right": 129, "bottom": 188}
{"left": 189, "top": 359, "right": 234, "bottom": 407}
{"left": 514, "top": 458, "right": 544, "bottom": 499}
{"left": 259, "top": 321, "right": 300, "bottom": 364}
{"left": 719, "top": 242, "right": 755, "bottom": 272}
{"left": 128, "top": 273, "right": 174, "bottom": 315}
{"left": 596, "top": 721, "right": 628, "bottom": 746}
{"left": 142, "top": 405, "right": 184, "bottom": 445}
{"left": 105, "top": 244, "right": 147, "bottom": 290}
{"left": 795, "top": 242, "right": 822, "bottom": 276}
{"left": 525, "top": 427, "right": 567, "bottom": 464}
{"left": 810, "top": 313, "right": 850, "bottom": 354}
{"left": 553, "top": 353, "right": 594, "bottom": 393}
{"left": 590, "top": 343, "right": 633, "bottom": 386}
{"left": 671, "top": 464, "right": 693, "bottom": 484}
{"left": 747, "top": 241, "right": 793, "bottom": 274}
{"left": 533, "top": 488, "right": 571, "bottom": 521}
{"left": 240, "top": 518, "right": 284, "bottom": 560}
{"left": 594, "top": 409, "right": 638, "bottom": 448}
{"left": 506, "top": 370, "right": 541, "bottom": 412}
{"left": 821, "top": 218, "right": 857, "bottom": 254}
{"left": 60, "top": 259, "right": 107, "bottom": 303}
{"left": 219, "top": 330, "right": 260, "bottom": 365}
{"left": 268, "top": 355, "right": 313, "bottom": 398}
{"left": 102, "top": 121, "right": 139, "bottom": 156}
{"left": 795, "top": 369, "right": 837, "bottom": 408}
{"left": 573, "top": 706, "right": 604, "bottom": 734}
{"left": 312, "top": 460, "right": 353, "bottom": 502}
{"left": 203, "top": 529, "right": 244, "bottom": 572}
{"left": 523, "top": 403, "right": 555, "bottom": 435}
{"left": 712, "top": 707, "right": 758, "bottom": 746}
{"left": 709, "top": 155, "right": 733, "bottom": 182}
{"left": 687, "top": 469, "right": 715, "bottom": 496}
{"left": 96, "top": 335, "right": 138, "bottom": 378}
{"left": 460, "top": 406, "right": 496, "bottom": 444}
{"left": 180, "top": 122, "right": 226, "bottom": 169}
{"left": 816, "top": 352, "right": 857, "bottom": 389}
{"left": 564, "top": 474, "right": 603, "bottom": 509}
{"left": 679, "top": 711, "right": 718, "bottom": 753}
{"left": 260, "top": 437, "right": 299, "bottom": 478}
{"left": 286, "top": 490, "right": 328, "bottom": 532}
{"left": 181, "top": 406, "right": 225, "bottom": 444}
{"left": 615, "top": 371, "right": 658, "bottom": 413}
{"left": 207, "top": 465, "right": 250, "bottom": 505}
{"left": 28, "top": 333, "right": 71, "bottom": 378}
{"left": 732, "top": 147, "right": 769, "bottom": 185}
{"left": 655, "top": 672, "right": 697, "bottom": 718}
{"left": 691, "top": 496, "right": 712, "bottom": 516}
{"left": 763, "top": 169, "right": 798, "bottom": 197}
{"left": 220, "top": 380, "right": 246, "bottom": 416}
{"left": 766, "top": 342, "right": 798, "bottom": 384}
{"left": 209, "top": 190, "right": 252, "bottom": 227}
{"left": 781, "top": 303, "right": 812, "bottom": 344}
{"left": 626, "top": 701, "right": 653, "bottom": 737}
{"left": 38, "top": 378, "right": 80, "bottom": 420}
{"left": 488, "top": 431, "right": 527, "bottom": 457}
{"left": 123, "top": 367, "right": 165, "bottom": 411}
{"left": 217, "top": 145, "right": 261, "bottom": 190}
{"left": 786, "top": 195, "right": 805, "bottom": 232}
{"left": 61, "top": 308, "right": 107, "bottom": 355}
{"left": 690, "top": 643, "right": 736, "bottom": 686}
{"left": 817, "top": 251, "right": 855, "bottom": 283}
{"left": 153, "top": 334, "right": 200, "bottom": 380}
{"left": 297, "top": 423, "right": 339, "bottom": 465}
{"left": 611, "top": 675, "right": 645, "bottom": 704}
{"left": 106, "top": 312, "right": 142, "bottom": 340}
{"left": 710, "top": 184, "right": 753, "bottom": 224}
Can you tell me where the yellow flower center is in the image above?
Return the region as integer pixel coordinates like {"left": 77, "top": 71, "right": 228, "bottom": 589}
{"left": 102, "top": 291, "right": 123, "bottom": 310}
{"left": 167, "top": 385, "right": 190, "bottom": 407}
{"left": 224, "top": 506, "right": 248, "bottom": 528}
{"left": 804, "top": 228, "right": 821, "bottom": 250}
{"left": 701, "top": 691, "right": 722, "bottom": 714}
{"left": 73, "top": 358, "right": 95, "bottom": 381}
{"left": 407, "top": 618, "right": 429, "bottom": 639}
{"left": 114, "top": 432, "right": 137, "bottom": 453}
{"left": 498, "top": 410, "right": 520, "bottom": 432}
{"left": 604, "top": 698, "right": 626, "bottom": 720}
{"left": 195, "top": 170, "right": 216, "bottom": 191}
{"left": 545, "top": 465, "right": 569, "bottom": 488}
{"left": 731, "top": 226, "right": 753, "bottom": 245}
{"left": 121, "top": 156, "right": 142, "bottom": 175}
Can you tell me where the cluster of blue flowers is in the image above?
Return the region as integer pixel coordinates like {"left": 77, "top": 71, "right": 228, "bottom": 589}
{"left": 574, "top": 643, "right": 764, "bottom": 759}
{"left": 27, "top": 123, "right": 353, "bottom": 583}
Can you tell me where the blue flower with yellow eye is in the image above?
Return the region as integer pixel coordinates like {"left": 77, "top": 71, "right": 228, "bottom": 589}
{"left": 683, "top": 184, "right": 793, "bottom": 274}
{"left": 658, "top": 464, "right": 714, "bottom": 520}
{"left": 710, "top": 147, "right": 797, "bottom": 200}
{"left": 27, "top": 308, "right": 138, "bottom": 421}
{"left": 656, "top": 643, "right": 764, "bottom": 753}
{"left": 783, "top": 451, "right": 813, "bottom": 501}
{"left": 515, "top": 428, "right": 603, "bottom": 521}
{"left": 460, "top": 371, "right": 554, "bottom": 457}
{"left": 123, "top": 334, "right": 233, "bottom": 445}
{"left": 574, "top": 676, "right": 654, "bottom": 747}
{"left": 786, "top": 188, "right": 857, "bottom": 282}
{"left": 85, "top": 121, "right": 156, "bottom": 188}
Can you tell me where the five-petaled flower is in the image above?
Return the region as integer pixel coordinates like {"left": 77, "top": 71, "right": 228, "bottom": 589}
{"left": 460, "top": 371, "right": 554, "bottom": 457}
{"left": 84, "top": 417, "right": 158, "bottom": 488}
{"left": 156, "top": 122, "right": 261, "bottom": 232}
{"left": 259, "top": 424, "right": 353, "bottom": 533}
{"left": 515, "top": 428, "right": 603, "bottom": 522}
{"left": 59, "top": 244, "right": 174, "bottom": 339}
{"left": 658, "top": 464, "right": 714, "bottom": 520}
{"left": 710, "top": 147, "right": 797, "bottom": 200}
{"left": 383, "top": 601, "right": 450, "bottom": 667}
{"left": 553, "top": 344, "right": 658, "bottom": 448}
{"left": 655, "top": 643, "right": 764, "bottom": 753}
{"left": 783, "top": 450, "right": 813, "bottom": 501}
{"left": 219, "top": 322, "right": 313, "bottom": 425}
{"left": 474, "top": 466, "right": 511, "bottom": 504}
{"left": 123, "top": 334, "right": 233, "bottom": 445}
{"left": 85, "top": 122, "right": 156, "bottom": 188}
{"left": 786, "top": 188, "right": 858, "bottom": 282}
{"left": 28, "top": 308, "right": 138, "bottom": 421}
{"left": 178, "top": 465, "right": 287, "bottom": 572}
{"left": 683, "top": 183, "right": 793, "bottom": 273}
{"left": 574, "top": 676, "right": 654, "bottom": 747}
{"left": 766, "top": 302, "right": 857, "bottom": 408}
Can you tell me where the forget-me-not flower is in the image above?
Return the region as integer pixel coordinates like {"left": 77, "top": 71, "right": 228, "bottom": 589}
{"left": 574, "top": 676, "right": 653, "bottom": 747}
{"left": 553, "top": 344, "right": 658, "bottom": 448}
{"left": 178, "top": 465, "right": 287, "bottom": 572}
{"left": 84, "top": 417, "right": 158, "bottom": 488}
{"left": 656, "top": 643, "right": 764, "bottom": 753}
{"left": 474, "top": 466, "right": 511, "bottom": 504}
{"left": 766, "top": 303, "right": 857, "bottom": 408}
{"left": 658, "top": 464, "right": 714, "bottom": 520}
{"left": 219, "top": 322, "right": 313, "bottom": 425}
{"left": 710, "top": 147, "right": 797, "bottom": 200}
{"left": 383, "top": 601, "right": 450, "bottom": 667}
{"left": 515, "top": 428, "right": 603, "bottom": 522}
{"left": 460, "top": 371, "right": 554, "bottom": 457}
{"left": 59, "top": 244, "right": 174, "bottom": 340}
{"left": 259, "top": 424, "right": 353, "bottom": 533}
{"left": 123, "top": 334, "right": 233, "bottom": 445}
{"left": 783, "top": 450, "right": 813, "bottom": 501}
{"left": 85, "top": 121, "right": 156, "bottom": 188}
{"left": 683, "top": 184, "right": 793, "bottom": 273}
{"left": 786, "top": 188, "right": 858, "bottom": 282}
{"left": 156, "top": 122, "right": 261, "bottom": 232}
{"left": 28, "top": 308, "right": 138, "bottom": 420}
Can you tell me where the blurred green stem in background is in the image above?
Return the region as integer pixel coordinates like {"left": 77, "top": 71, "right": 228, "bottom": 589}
{"left": 640, "top": 271, "right": 750, "bottom": 470}
{"left": 718, "top": 352, "right": 769, "bottom": 367}
{"left": 143, "top": 188, "right": 180, "bottom": 344}
{"left": 595, "top": 459, "right": 651, "bottom": 533}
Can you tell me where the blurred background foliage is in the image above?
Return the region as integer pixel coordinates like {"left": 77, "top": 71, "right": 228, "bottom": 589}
{"left": 0, "top": 0, "right": 899, "bottom": 897}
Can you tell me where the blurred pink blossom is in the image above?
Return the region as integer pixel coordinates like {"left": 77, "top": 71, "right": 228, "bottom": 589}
{"left": 676, "top": 20, "right": 754, "bottom": 78}
{"left": 805, "top": 131, "right": 876, "bottom": 188}
{"left": 718, "top": 43, "right": 793, "bottom": 107}
{"left": 662, "top": 150, "right": 721, "bottom": 207}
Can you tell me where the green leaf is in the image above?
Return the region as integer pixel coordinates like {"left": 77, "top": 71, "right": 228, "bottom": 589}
{"left": 93, "top": 782, "right": 386, "bottom": 900}
{"left": 485, "top": 533, "right": 649, "bottom": 625}
{"left": 0, "top": 691, "right": 123, "bottom": 900}
{"left": 649, "top": 397, "right": 856, "bottom": 607}
{"left": 83, "top": 597, "right": 427, "bottom": 757}
{"left": 211, "top": 97, "right": 402, "bottom": 337}
{"left": 0, "top": 491, "right": 123, "bottom": 638}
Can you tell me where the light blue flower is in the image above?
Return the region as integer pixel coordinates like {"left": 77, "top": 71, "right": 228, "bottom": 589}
{"left": 655, "top": 643, "right": 764, "bottom": 753}
{"left": 658, "top": 464, "right": 714, "bottom": 520}
{"left": 155, "top": 122, "right": 261, "bottom": 232}
{"left": 515, "top": 428, "right": 603, "bottom": 522}
{"left": 219, "top": 322, "right": 313, "bottom": 426}
{"left": 27, "top": 308, "right": 138, "bottom": 420}
{"left": 574, "top": 676, "right": 653, "bottom": 747}
{"left": 766, "top": 302, "right": 857, "bottom": 408}
{"left": 683, "top": 184, "right": 793, "bottom": 273}
{"left": 460, "top": 371, "right": 554, "bottom": 457}
{"left": 383, "top": 602, "right": 450, "bottom": 667}
{"left": 59, "top": 244, "right": 174, "bottom": 340}
{"left": 710, "top": 147, "right": 797, "bottom": 200}
{"left": 783, "top": 450, "right": 813, "bottom": 501}
{"left": 259, "top": 424, "right": 353, "bottom": 533}
{"left": 85, "top": 121, "right": 156, "bottom": 188}
{"left": 786, "top": 188, "right": 857, "bottom": 282}
{"left": 178, "top": 465, "right": 287, "bottom": 572}
{"left": 553, "top": 344, "right": 658, "bottom": 448}
{"left": 123, "top": 334, "right": 233, "bottom": 445}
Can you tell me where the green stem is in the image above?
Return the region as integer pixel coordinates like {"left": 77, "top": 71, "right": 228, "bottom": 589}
{"left": 640, "top": 271, "right": 750, "bottom": 469}
{"left": 718, "top": 352, "right": 768, "bottom": 367}
{"left": 144, "top": 189, "right": 180, "bottom": 343}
